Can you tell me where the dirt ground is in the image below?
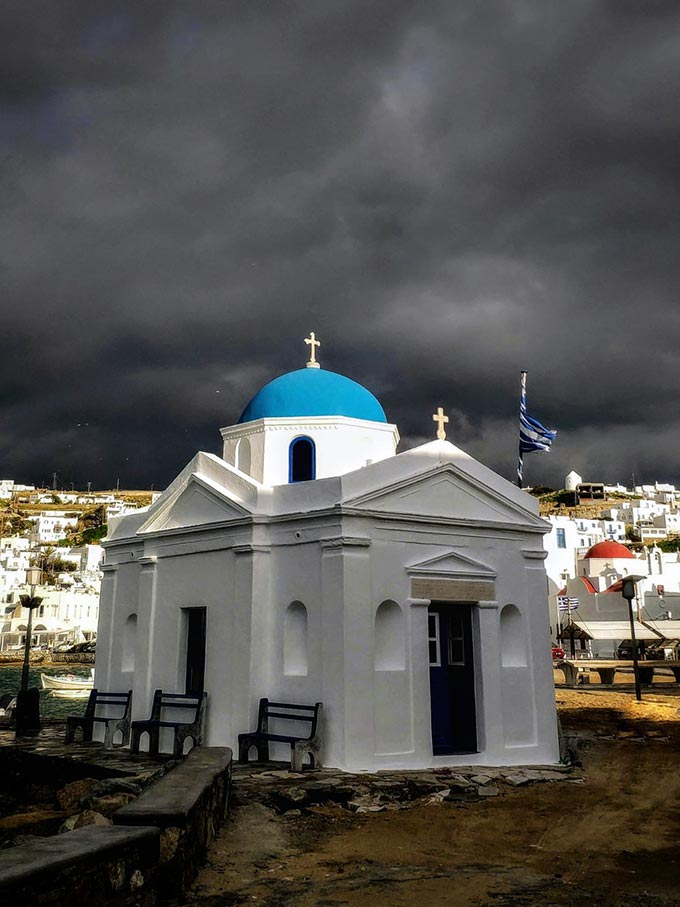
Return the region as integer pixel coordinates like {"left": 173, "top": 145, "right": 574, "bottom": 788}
{"left": 183, "top": 687, "right": 680, "bottom": 907}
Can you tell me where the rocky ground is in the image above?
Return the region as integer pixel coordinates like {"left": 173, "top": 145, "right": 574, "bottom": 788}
{"left": 183, "top": 686, "right": 680, "bottom": 907}
{"left": 0, "top": 723, "right": 177, "bottom": 846}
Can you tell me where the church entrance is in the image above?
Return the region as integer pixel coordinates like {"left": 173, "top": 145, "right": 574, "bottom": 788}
{"left": 428, "top": 603, "right": 477, "bottom": 755}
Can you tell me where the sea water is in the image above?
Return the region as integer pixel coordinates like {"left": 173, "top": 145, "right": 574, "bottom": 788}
{"left": 0, "top": 665, "right": 93, "bottom": 719}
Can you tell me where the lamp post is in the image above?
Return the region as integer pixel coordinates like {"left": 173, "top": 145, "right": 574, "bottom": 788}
{"left": 621, "top": 574, "right": 646, "bottom": 703}
{"left": 16, "top": 565, "right": 43, "bottom": 735}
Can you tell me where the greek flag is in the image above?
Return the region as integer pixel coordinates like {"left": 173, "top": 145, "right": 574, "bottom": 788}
{"left": 517, "top": 371, "right": 556, "bottom": 486}
{"left": 519, "top": 381, "right": 556, "bottom": 454}
{"left": 557, "top": 596, "right": 579, "bottom": 612}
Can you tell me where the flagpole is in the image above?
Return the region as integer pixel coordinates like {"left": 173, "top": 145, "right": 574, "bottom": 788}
{"left": 517, "top": 370, "right": 556, "bottom": 487}
{"left": 517, "top": 370, "right": 527, "bottom": 487}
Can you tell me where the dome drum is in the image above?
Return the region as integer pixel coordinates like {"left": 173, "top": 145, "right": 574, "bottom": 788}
{"left": 221, "top": 414, "right": 398, "bottom": 486}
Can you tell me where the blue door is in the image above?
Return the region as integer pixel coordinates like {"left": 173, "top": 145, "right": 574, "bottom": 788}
{"left": 428, "top": 604, "right": 478, "bottom": 755}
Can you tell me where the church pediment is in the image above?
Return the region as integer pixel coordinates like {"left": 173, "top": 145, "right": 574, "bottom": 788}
{"left": 344, "top": 465, "right": 545, "bottom": 528}
{"left": 406, "top": 550, "right": 496, "bottom": 580}
{"left": 137, "top": 474, "right": 251, "bottom": 534}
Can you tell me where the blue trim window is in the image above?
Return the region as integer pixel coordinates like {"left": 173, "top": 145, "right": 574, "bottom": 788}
{"left": 289, "top": 436, "right": 316, "bottom": 482}
{"left": 556, "top": 528, "right": 566, "bottom": 549}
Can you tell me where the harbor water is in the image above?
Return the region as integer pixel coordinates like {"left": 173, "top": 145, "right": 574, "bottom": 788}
{"left": 0, "top": 664, "right": 93, "bottom": 720}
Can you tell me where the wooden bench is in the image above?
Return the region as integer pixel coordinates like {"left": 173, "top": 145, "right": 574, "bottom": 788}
{"left": 65, "top": 689, "right": 132, "bottom": 749}
{"left": 130, "top": 690, "right": 206, "bottom": 759}
{"left": 238, "top": 698, "right": 323, "bottom": 771}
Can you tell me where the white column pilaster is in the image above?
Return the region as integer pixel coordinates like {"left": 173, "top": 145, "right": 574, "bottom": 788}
{"left": 319, "top": 535, "right": 371, "bottom": 770}
{"left": 475, "top": 600, "right": 503, "bottom": 756}
{"left": 231, "top": 544, "right": 271, "bottom": 746}
{"left": 96, "top": 563, "right": 118, "bottom": 690}
{"left": 135, "top": 556, "right": 158, "bottom": 719}
{"left": 408, "top": 597, "right": 432, "bottom": 763}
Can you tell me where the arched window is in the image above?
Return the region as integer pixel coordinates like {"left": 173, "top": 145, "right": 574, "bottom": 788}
{"left": 500, "top": 604, "right": 527, "bottom": 667}
{"left": 374, "top": 600, "right": 405, "bottom": 671}
{"left": 289, "top": 437, "right": 315, "bottom": 483}
{"left": 236, "top": 438, "right": 251, "bottom": 476}
{"left": 122, "top": 613, "right": 137, "bottom": 672}
{"left": 284, "top": 601, "right": 308, "bottom": 676}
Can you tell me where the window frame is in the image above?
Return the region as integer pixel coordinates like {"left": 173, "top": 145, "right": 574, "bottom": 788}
{"left": 428, "top": 612, "right": 441, "bottom": 666}
{"left": 288, "top": 436, "right": 316, "bottom": 483}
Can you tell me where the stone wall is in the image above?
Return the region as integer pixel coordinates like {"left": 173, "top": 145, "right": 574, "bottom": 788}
{"left": 52, "top": 653, "right": 96, "bottom": 664}
{"left": 0, "top": 825, "right": 160, "bottom": 907}
{"left": 0, "top": 746, "right": 232, "bottom": 905}
{"left": 114, "top": 747, "right": 232, "bottom": 898}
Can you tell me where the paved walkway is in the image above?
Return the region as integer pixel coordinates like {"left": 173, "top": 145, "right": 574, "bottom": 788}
{"left": 0, "top": 719, "right": 173, "bottom": 776}
{"left": 232, "top": 760, "right": 577, "bottom": 814}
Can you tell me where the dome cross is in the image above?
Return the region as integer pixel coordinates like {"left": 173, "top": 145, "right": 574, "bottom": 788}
{"left": 304, "top": 332, "right": 321, "bottom": 369}
{"left": 433, "top": 406, "right": 449, "bottom": 441}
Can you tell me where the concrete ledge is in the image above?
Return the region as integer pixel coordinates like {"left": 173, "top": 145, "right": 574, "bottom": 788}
{"left": 0, "top": 825, "right": 160, "bottom": 906}
{"left": 114, "top": 746, "right": 232, "bottom": 897}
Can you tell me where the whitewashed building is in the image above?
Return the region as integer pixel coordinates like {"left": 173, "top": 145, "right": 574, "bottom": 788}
{"left": 0, "top": 536, "right": 31, "bottom": 596}
{"left": 564, "top": 471, "right": 582, "bottom": 492}
{"left": 29, "top": 512, "right": 79, "bottom": 545}
{"left": 1, "top": 586, "right": 99, "bottom": 651}
{"left": 0, "top": 480, "right": 36, "bottom": 500}
{"left": 95, "top": 340, "right": 559, "bottom": 770}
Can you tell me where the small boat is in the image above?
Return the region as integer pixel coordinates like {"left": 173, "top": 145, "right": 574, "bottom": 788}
{"left": 49, "top": 688, "right": 92, "bottom": 700}
{"left": 40, "top": 672, "right": 94, "bottom": 691}
{"left": 0, "top": 693, "right": 17, "bottom": 716}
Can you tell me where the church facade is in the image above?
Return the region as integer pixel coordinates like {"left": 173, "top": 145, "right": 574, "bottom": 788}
{"left": 95, "top": 339, "right": 559, "bottom": 770}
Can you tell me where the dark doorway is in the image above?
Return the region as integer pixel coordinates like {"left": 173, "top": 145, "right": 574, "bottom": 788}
{"left": 184, "top": 607, "right": 207, "bottom": 695}
{"left": 289, "top": 436, "right": 315, "bottom": 482}
{"left": 428, "top": 603, "right": 477, "bottom": 754}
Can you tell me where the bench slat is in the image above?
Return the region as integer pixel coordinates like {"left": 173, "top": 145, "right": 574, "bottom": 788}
{"left": 265, "top": 711, "right": 314, "bottom": 722}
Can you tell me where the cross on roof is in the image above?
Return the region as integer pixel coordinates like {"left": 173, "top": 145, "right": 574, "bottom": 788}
{"left": 304, "top": 332, "right": 321, "bottom": 368}
{"left": 432, "top": 406, "right": 449, "bottom": 441}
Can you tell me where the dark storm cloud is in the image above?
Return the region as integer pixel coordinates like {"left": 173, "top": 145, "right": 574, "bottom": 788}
{"left": 2, "top": 0, "right": 680, "bottom": 491}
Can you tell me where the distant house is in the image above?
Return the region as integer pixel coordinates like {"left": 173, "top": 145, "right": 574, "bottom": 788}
{"left": 28, "top": 512, "right": 79, "bottom": 545}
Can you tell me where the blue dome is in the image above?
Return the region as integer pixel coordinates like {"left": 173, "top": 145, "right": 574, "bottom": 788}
{"left": 238, "top": 368, "right": 387, "bottom": 424}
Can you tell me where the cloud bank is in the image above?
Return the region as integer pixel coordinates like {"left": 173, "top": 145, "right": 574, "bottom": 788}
{"left": 2, "top": 1, "right": 680, "bottom": 490}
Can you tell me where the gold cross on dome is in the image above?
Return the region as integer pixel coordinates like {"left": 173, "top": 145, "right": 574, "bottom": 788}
{"left": 433, "top": 407, "right": 449, "bottom": 441}
{"left": 304, "top": 331, "right": 321, "bottom": 368}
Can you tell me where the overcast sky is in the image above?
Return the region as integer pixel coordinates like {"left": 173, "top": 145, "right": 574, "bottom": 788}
{"left": 2, "top": 1, "right": 680, "bottom": 492}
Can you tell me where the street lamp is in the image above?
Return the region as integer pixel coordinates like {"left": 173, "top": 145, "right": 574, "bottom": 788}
{"left": 621, "top": 574, "right": 646, "bottom": 703}
{"left": 16, "top": 565, "right": 43, "bottom": 735}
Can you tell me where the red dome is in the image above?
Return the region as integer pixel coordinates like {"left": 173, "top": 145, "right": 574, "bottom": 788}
{"left": 584, "top": 540, "right": 635, "bottom": 560}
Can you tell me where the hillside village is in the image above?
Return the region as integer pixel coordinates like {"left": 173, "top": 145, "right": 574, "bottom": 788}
{"left": 539, "top": 471, "right": 680, "bottom": 655}
{"left": 0, "top": 480, "right": 155, "bottom": 656}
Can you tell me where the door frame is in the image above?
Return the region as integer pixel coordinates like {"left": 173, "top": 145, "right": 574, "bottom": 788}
{"left": 427, "top": 599, "right": 481, "bottom": 756}
{"left": 180, "top": 606, "right": 207, "bottom": 695}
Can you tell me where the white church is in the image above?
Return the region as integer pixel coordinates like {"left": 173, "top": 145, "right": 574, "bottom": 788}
{"left": 95, "top": 336, "right": 559, "bottom": 770}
